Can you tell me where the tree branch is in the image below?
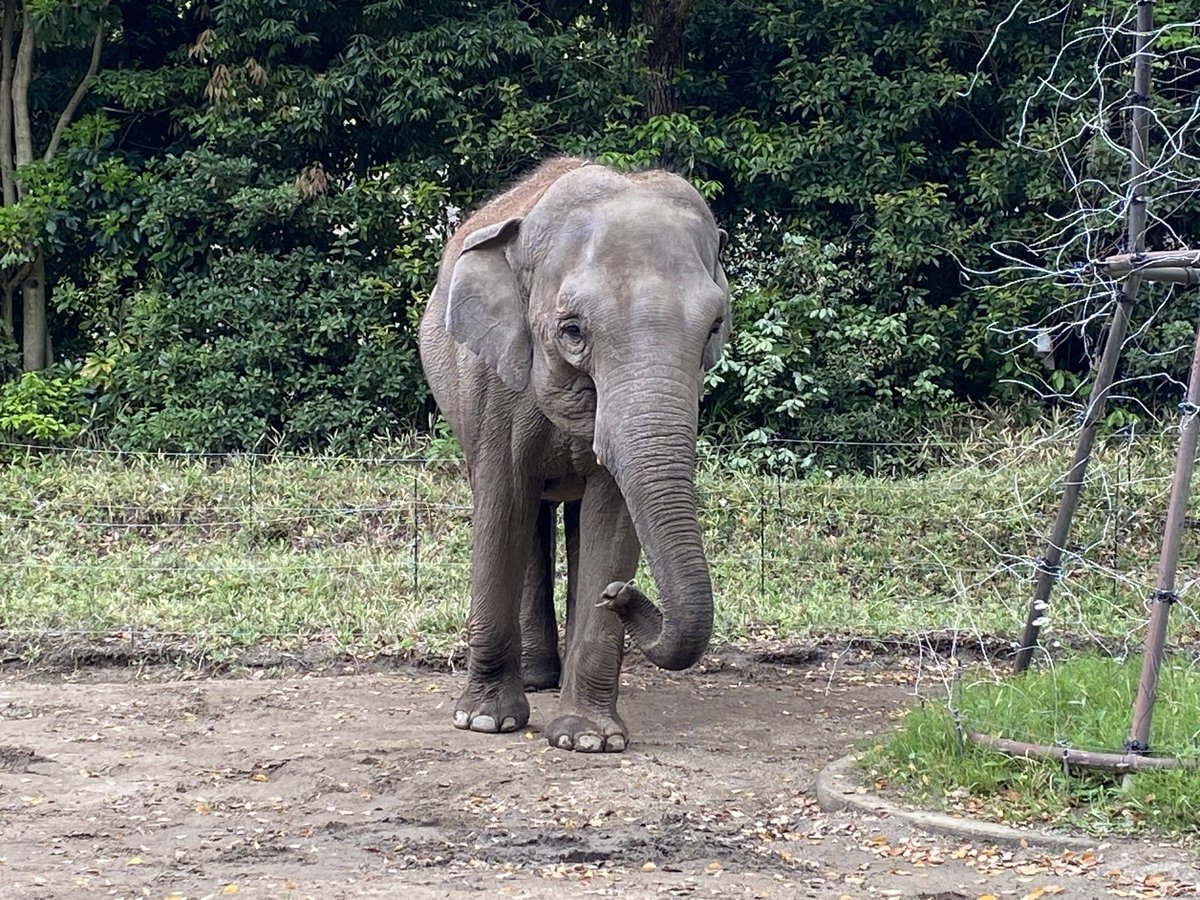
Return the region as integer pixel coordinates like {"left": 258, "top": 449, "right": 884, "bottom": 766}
{"left": 11, "top": 3, "right": 32, "bottom": 172}
{"left": 4, "top": 258, "right": 30, "bottom": 292}
{"left": 1, "top": 0, "right": 16, "bottom": 207}
{"left": 43, "top": 15, "right": 105, "bottom": 162}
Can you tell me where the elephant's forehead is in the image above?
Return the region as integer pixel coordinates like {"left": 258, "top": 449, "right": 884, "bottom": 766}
{"left": 546, "top": 199, "right": 715, "bottom": 266}
{"left": 551, "top": 215, "right": 726, "bottom": 324}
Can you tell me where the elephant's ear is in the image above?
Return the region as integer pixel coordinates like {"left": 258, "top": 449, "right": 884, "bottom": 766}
{"left": 446, "top": 217, "right": 531, "bottom": 391}
{"left": 703, "top": 229, "right": 732, "bottom": 371}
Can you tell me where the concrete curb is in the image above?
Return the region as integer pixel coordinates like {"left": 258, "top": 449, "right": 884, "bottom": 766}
{"left": 815, "top": 755, "right": 1100, "bottom": 851}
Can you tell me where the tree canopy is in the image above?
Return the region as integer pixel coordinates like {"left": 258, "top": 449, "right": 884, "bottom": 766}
{"left": 0, "top": 0, "right": 1197, "bottom": 462}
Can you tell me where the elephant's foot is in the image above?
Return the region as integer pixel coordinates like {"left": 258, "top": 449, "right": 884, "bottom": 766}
{"left": 453, "top": 676, "right": 529, "bottom": 733}
{"left": 547, "top": 710, "right": 628, "bottom": 753}
{"left": 521, "top": 649, "right": 562, "bottom": 691}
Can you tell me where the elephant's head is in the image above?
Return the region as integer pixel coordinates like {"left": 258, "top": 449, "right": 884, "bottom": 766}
{"left": 444, "top": 164, "right": 730, "bottom": 671}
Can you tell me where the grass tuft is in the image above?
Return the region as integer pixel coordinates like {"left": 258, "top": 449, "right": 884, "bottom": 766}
{"left": 864, "top": 655, "right": 1200, "bottom": 839}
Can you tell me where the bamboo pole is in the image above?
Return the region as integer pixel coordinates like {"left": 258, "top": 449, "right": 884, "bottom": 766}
{"left": 968, "top": 732, "right": 1195, "bottom": 772}
{"left": 1013, "top": 0, "right": 1156, "bottom": 675}
{"left": 1092, "top": 249, "right": 1200, "bottom": 276}
{"left": 1126, "top": 316, "right": 1200, "bottom": 755}
{"left": 1012, "top": 294, "right": 1137, "bottom": 673}
{"left": 1120, "top": 267, "right": 1196, "bottom": 285}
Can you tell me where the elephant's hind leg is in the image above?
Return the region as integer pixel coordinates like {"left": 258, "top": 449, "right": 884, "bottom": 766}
{"left": 520, "top": 501, "right": 561, "bottom": 691}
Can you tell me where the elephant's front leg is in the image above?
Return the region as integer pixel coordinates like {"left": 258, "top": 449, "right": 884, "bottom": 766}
{"left": 548, "top": 472, "right": 639, "bottom": 752}
{"left": 455, "top": 478, "right": 540, "bottom": 734}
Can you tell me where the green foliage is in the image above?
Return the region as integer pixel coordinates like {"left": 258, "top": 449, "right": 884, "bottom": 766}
{"left": 705, "top": 222, "right": 961, "bottom": 471}
{"left": 866, "top": 656, "right": 1200, "bottom": 839}
{"left": 9, "top": 0, "right": 1199, "bottom": 454}
{"left": 59, "top": 149, "right": 437, "bottom": 452}
{"left": 0, "top": 368, "right": 88, "bottom": 445}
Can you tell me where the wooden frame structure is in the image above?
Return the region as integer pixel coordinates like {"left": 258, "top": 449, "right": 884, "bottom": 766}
{"left": 993, "top": 0, "right": 1197, "bottom": 772}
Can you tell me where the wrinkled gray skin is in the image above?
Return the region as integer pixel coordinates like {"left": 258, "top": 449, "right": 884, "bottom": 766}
{"left": 419, "top": 158, "right": 730, "bottom": 753}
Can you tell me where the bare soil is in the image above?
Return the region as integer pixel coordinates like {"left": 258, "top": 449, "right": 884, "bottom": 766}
{"left": 1, "top": 650, "right": 1195, "bottom": 900}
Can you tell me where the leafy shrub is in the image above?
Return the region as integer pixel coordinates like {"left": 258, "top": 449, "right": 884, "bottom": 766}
{"left": 61, "top": 151, "right": 441, "bottom": 453}
{"left": 0, "top": 368, "right": 89, "bottom": 445}
{"left": 704, "top": 220, "right": 961, "bottom": 472}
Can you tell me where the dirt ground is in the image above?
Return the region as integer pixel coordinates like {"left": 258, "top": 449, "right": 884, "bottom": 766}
{"left": 1, "top": 650, "right": 1196, "bottom": 900}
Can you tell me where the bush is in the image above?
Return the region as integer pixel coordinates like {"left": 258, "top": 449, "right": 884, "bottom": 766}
{"left": 0, "top": 368, "right": 89, "bottom": 446}
{"left": 61, "top": 151, "right": 442, "bottom": 453}
{"left": 703, "top": 220, "right": 962, "bottom": 472}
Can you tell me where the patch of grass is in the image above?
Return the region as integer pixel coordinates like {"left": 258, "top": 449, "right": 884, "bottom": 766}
{"left": 1, "top": 429, "right": 1197, "bottom": 664}
{"left": 864, "top": 655, "right": 1200, "bottom": 839}
{"left": 0, "top": 447, "right": 474, "bottom": 660}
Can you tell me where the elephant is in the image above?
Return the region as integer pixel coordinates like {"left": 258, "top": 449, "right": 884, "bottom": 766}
{"left": 418, "top": 157, "right": 730, "bottom": 753}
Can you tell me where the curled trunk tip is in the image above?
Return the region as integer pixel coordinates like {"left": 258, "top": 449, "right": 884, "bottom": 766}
{"left": 600, "top": 580, "right": 710, "bottom": 670}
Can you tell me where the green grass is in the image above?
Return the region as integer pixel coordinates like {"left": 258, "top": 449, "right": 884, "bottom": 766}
{"left": 1, "top": 429, "right": 1198, "bottom": 663}
{"left": 864, "top": 655, "right": 1200, "bottom": 839}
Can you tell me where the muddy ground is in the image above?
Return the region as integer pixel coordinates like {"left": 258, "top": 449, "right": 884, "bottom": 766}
{"left": 1, "top": 650, "right": 1195, "bottom": 900}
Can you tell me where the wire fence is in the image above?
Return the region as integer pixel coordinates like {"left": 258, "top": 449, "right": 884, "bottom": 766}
{"left": 2, "top": 428, "right": 1197, "bottom": 671}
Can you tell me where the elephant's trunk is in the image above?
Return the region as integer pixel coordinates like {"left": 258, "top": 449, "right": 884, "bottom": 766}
{"left": 595, "top": 377, "right": 713, "bottom": 671}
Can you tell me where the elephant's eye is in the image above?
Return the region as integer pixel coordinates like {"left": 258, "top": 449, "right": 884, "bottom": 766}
{"left": 559, "top": 320, "right": 585, "bottom": 344}
{"left": 709, "top": 318, "right": 724, "bottom": 336}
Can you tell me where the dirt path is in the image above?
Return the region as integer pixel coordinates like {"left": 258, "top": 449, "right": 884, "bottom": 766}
{"left": 1, "top": 655, "right": 1195, "bottom": 899}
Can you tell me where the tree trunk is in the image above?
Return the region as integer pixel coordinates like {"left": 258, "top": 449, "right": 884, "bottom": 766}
{"left": 1, "top": 288, "right": 12, "bottom": 347}
{"left": 20, "top": 249, "right": 45, "bottom": 370}
{"left": 1, "top": 0, "right": 15, "bottom": 346}
{"left": 11, "top": 4, "right": 31, "bottom": 168}
{"left": 1, "top": 0, "right": 15, "bottom": 207}
{"left": 4, "top": 3, "right": 105, "bottom": 370}
{"left": 641, "top": 0, "right": 694, "bottom": 119}
{"left": 11, "top": 3, "right": 39, "bottom": 369}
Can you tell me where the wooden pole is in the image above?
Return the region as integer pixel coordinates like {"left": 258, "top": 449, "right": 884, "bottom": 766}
{"left": 1014, "top": 0, "right": 1156, "bottom": 674}
{"left": 1127, "top": 316, "right": 1200, "bottom": 755}
{"left": 1012, "top": 294, "right": 1137, "bottom": 673}
{"left": 968, "top": 732, "right": 1194, "bottom": 772}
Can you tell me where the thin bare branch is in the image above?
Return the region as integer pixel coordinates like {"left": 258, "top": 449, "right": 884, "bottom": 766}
{"left": 43, "top": 15, "right": 105, "bottom": 163}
